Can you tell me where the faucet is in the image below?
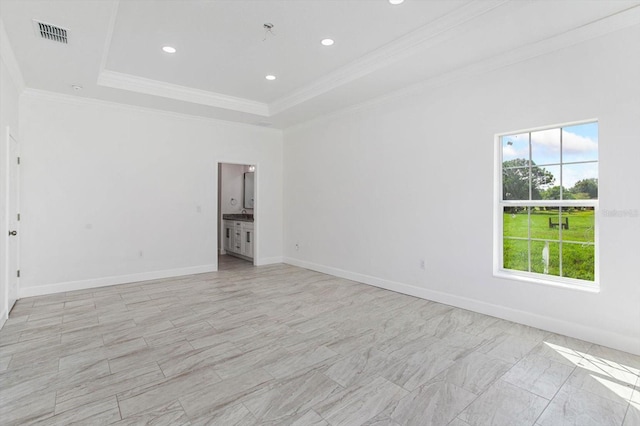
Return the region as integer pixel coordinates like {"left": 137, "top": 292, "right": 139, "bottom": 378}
{"left": 241, "top": 209, "right": 247, "bottom": 214}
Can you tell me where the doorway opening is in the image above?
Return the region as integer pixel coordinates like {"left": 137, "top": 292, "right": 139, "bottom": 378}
{"left": 217, "top": 162, "right": 256, "bottom": 270}
{"left": 4, "top": 128, "right": 20, "bottom": 319}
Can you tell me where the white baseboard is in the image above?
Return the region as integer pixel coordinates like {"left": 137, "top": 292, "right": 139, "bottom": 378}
{"left": 256, "top": 256, "right": 283, "bottom": 266}
{"left": 283, "top": 257, "right": 640, "bottom": 356}
{"left": 18, "top": 264, "right": 217, "bottom": 298}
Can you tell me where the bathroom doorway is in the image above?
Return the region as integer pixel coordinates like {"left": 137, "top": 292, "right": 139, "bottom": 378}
{"left": 218, "top": 162, "right": 256, "bottom": 269}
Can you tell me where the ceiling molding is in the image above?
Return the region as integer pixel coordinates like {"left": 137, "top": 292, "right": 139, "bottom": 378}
{"left": 98, "top": 0, "right": 120, "bottom": 74}
{"left": 286, "top": 5, "right": 640, "bottom": 132}
{"left": 21, "top": 88, "right": 282, "bottom": 133}
{"left": 97, "top": 70, "right": 270, "bottom": 116}
{"left": 0, "top": 17, "right": 26, "bottom": 93}
{"left": 95, "top": 0, "right": 507, "bottom": 118}
{"left": 269, "top": 0, "right": 509, "bottom": 115}
{"left": 89, "top": 1, "right": 639, "bottom": 127}
{"left": 96, "top": 0, "right": 269, "bottom": 117}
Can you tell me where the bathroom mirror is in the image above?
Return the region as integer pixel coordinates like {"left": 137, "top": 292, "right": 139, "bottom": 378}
{"left": 243, "top": 172, "right": 255, "bottom": 208}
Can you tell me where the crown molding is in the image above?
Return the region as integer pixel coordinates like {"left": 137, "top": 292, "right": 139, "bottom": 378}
{"left": 21, "top": 88, "right": 282, "bottom": 134}
{"left": 94, "top": 0, "right": 506, "bottom": 119}
{"left": 90, "top": 0, "right": 639, "bottom": 126}
{"left": 98, "top": 0, "right": 120, "bottom": 74}
{"left": 286, "top": 4, "right": 640, "bottom": 132}
{"left": 269, "top": 0, "right": 508, "bottom": 115}
{"left": 97, "top": 69, "right": 270, "bottom": 116}
{"left": 0, "top": 17, "right": 26, "bottom": 93}
{"left": 95, "top": 0, "right": 269, "bottom": 118}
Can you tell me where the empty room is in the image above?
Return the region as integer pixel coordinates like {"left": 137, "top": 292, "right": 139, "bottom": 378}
{"left": 1, "top": 0, "right": 639, "bottom": 425}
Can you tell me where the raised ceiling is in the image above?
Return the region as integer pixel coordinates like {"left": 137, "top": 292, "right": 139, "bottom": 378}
{"left": 2, "top": 0, "right": 639, "bottom": 128}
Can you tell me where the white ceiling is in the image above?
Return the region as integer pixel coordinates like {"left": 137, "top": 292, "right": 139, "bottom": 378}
{"left": 1, "top": 0, "right": 639, "bottom": 128}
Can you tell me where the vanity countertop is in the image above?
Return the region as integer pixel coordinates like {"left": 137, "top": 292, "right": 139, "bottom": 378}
{"left": 223, "top": 214, "right": 254, "bottom": 222}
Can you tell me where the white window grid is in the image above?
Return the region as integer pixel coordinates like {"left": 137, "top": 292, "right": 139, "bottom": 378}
{"left": 495, "top": 120, "right": 599, "bottom": 290}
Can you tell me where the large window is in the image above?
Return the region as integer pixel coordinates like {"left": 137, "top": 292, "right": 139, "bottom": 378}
{"left": 496, "top": 121, "right": 598, "bottom": 289}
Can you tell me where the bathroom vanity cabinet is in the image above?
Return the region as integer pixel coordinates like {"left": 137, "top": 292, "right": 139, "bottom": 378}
{"left": 223, "top": 219, "right": 254, "bottom": 260}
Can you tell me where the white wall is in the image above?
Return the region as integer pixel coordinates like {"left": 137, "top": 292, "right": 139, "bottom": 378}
{"left": 19, "top": 91, "right": 283, "bottom": 296}
{"left": 0, "top": 45, "right": 21, "bottom": 324}
{"left": 283, "top": 25, "right": 640, "bottom": 355}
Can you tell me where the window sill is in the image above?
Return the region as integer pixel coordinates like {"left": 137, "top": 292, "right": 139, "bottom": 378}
{"left": 494, "top": 270, "right": 600, "bottom": 293}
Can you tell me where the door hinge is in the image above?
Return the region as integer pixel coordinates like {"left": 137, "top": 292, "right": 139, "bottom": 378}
{"left": 17, "top": 270, "right": 20, "bottom": 278}
{"left": 17, "top": 157, "right": 20, "bottom": 165}
{"left": 17, "top": 213, "right": 20, "bottom": 221}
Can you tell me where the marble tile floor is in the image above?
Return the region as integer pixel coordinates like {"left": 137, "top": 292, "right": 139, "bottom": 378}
{"left": 1, "top": 255, "right": 639, "bottom": 425}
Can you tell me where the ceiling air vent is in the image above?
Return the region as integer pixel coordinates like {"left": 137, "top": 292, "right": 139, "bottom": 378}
{"left": 33, "top": 20, "right": 68, "bottom": 44}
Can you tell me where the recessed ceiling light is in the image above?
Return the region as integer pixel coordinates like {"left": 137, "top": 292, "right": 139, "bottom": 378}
{"left": 321, "top": 38, "right": 334, "bottom": 46}
{"left": 389, "top": 0, "right": 404, "bottom": 4}
{"left": 265, "top": 75, "right": 276, "bottom": 81}
{"left": 162, "top": 46, "right": 176, "bottom": 53}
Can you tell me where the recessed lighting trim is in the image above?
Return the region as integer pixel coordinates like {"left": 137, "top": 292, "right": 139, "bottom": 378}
{"left": 389, "top": 0, "right": 404, "bottom": 4}
{"left": 321, "top": 38, "right": 334, "bottom": 46}
{"left": 162, "top": 46, "right": 176, "bottom": 53}
{"left": 265, "top": 75, "right": 276, "bottom": 81}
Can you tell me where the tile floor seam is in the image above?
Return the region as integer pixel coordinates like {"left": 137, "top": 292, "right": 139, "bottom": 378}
{"left": 449, "top": 384, "right": 483, "bottom": 426}
{"left": 531, "top": 363, "right": 578, "bottom": 426}
{"left": 503, "top": 359, "right": 570, "bottom": 400}
{"left": 621, "top": 401, "right": 632, "bottom": 426}
{"left": 174, "top": 397, "right": 191, "bottom": 423}
{"left": 306, "top": 408, "right": 330, "bottom": 426}
{"left": 115, "top": 395, "right": 126, "bottom": 424}
{"left": 567, "top": 377, "right": 635, "bottom": 405}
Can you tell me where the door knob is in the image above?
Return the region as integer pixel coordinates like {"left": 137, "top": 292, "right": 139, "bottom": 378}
{"left": 8, "top": 230, "right": 17, "bottom": 236}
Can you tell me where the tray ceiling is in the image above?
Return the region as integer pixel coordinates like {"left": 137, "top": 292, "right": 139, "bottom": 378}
{"left": 1, "top": 0, "right": 639, "bottom": 128}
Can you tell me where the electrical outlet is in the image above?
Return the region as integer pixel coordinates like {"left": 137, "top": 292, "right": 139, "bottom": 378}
{"left": 420, "top": 259, "right": 425, "bottom": 270}
{"left": 295, "top": 243, "right": 299, "bottom": 251}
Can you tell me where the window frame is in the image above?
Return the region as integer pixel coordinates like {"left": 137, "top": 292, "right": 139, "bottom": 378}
{"left": 493, "top": 119, "right": 600, "bottom": 292}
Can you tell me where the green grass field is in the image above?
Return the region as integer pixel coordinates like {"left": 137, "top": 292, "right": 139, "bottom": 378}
{"left": 503, "top": 209, "right": 594, "bottom": 281}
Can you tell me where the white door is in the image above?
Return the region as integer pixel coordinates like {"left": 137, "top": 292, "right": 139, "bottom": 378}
{"left": 6, "top": 130, "right": 19, "bottom": 315}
